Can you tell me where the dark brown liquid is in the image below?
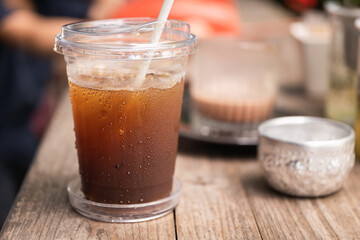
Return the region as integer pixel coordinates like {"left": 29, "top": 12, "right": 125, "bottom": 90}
{"left": 69, "top": 77, "right": 184, "bottom": 204}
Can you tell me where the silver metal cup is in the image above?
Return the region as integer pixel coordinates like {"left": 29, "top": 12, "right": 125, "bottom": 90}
{"left": 258, "top": 116, "right": 355, "bottom": 197}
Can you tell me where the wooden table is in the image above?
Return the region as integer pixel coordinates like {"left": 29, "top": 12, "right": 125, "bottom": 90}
{"left": 1, "top": 90, "right": 360, "bottom": 239}
{"left": 2, "top": 1, "right": 360, "bottom": 238}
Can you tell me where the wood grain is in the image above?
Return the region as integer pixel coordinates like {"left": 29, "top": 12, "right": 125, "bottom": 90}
{"left": 243, "top": 158, "right": 360, "bottom": 240}
{"left": 175, "top": 156, "right": 261, "bottom": 240}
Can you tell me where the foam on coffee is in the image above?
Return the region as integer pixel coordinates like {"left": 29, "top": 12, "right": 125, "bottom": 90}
{"left": 66, "top": 60, "right": 184, "bottom": 91}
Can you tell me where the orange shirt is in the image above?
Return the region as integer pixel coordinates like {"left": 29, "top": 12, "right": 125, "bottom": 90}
{"left": 109, "top": 0, "right": 241, "bottom": 38}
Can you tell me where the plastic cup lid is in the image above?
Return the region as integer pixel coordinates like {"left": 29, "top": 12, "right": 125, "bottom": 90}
{"left": 54, "top": 18, "right": 198, "bottom": 59}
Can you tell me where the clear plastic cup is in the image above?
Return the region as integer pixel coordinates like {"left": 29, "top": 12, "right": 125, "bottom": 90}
{"left": 189, "top": 38, "right": 279, "bottom": 143}
{"left": 54, "top": 18, "right": 197, "bottom": 222}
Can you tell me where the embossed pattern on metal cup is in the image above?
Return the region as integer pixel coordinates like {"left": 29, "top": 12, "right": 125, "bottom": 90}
{"left": 258, "top": 116, "right": 355, "bottom": 197}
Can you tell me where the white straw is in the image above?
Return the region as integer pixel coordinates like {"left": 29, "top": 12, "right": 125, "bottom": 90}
{"left": 133, "top": 0, "right": 174, "bottom": 87}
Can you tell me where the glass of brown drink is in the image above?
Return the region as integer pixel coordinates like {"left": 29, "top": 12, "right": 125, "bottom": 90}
{"left": 54, "top": 18, "right": 197, "bottom": 222}
{"left": 189, "top": 38, "right": 278, "bottom": 144}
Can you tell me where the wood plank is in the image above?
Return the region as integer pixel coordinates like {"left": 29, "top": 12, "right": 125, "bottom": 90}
{"left": 174, "top": 147, "right": 262, "bottom": 240}
{"left": 317, "top": 162, "right": 360, "bottom": 240}
{"left": 243, "top": 159, "right": 360, "bottom": 240}
{"left": 0, "top": 93, "right": 176, "bottom": 240}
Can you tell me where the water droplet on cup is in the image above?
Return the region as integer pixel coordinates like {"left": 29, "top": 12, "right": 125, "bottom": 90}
{"left": 100, "top": 110, "right": 108, "bottom": 119}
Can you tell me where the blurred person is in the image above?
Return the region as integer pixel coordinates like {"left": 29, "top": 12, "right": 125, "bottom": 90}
{"left": 0, "top": 0, "right": 123, "bottom": 227}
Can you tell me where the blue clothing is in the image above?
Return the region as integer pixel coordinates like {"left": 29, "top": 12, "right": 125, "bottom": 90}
{"left": 0, "top": 1, "right": 9, "bottom": 17}
{"left": 0, "top": 0, "right": 90, "bottom": 227}
{"left": 0, "top": 44, "right": 50, "bottom": 165}
{"left": 0, "top": 1, "right": 89, "bottom": 163}
{"left": 34, "top": 0, "right": 89, "bottom": 18}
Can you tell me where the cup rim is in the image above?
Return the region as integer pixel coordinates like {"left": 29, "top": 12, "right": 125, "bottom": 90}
{"left": 198, "top": 37, "right": 277, "bottom": 52}
{"left": 258, "top": 116, "right": 354, "bottom": 148}
{"left": 54, "top": 18, "right": 198, "bottom": 57}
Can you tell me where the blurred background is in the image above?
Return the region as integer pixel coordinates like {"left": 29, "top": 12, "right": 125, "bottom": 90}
{"left": 0, "top": 0, "right": 350, "bottom": 228}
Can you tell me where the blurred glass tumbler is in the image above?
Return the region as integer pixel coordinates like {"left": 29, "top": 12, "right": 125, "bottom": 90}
{"left": 190, "top": 39, "right": 279, "bottom": 124}
{"left": 54, "top": 19, "right": 197, "bottom": 211}
{"left": 290, "top": 15, "right": 330, "bottom": 99}
{"left": 325, "top": 2, "right": 360, "bottom": 125}
{"left": 355, "top": 18, "right": 360, "bottom": 159}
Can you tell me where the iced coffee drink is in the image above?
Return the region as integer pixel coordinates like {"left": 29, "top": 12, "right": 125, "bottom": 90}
{"left": 54, "top": 19, "right": 197, "bottom": 215}
{"left": 69, "top": 73, "right": 184, "bottom": 204}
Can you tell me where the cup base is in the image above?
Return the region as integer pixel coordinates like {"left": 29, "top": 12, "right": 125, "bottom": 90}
{"left": 67, "top": 177, "right": 181, "bottom": 223}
